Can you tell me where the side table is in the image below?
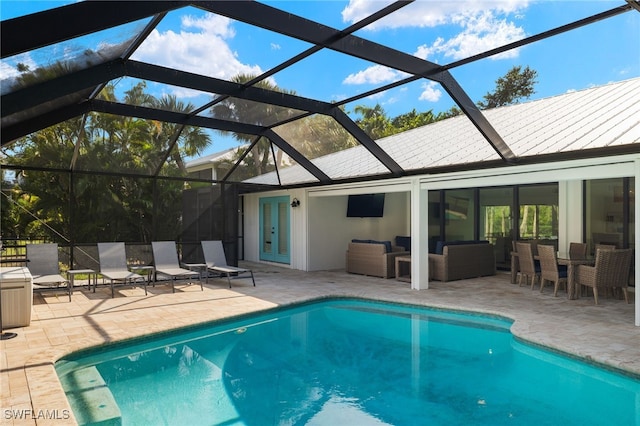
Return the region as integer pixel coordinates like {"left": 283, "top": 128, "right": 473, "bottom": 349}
{"left": 183, "top": 263, "right": 208, "bottom": 283}
{"left": 67, "top": 269, "right": 97, "bottom": 293}
{"left": 128, "top": 265, "right": 155, "bottom": 286}
{"left": 395, "top": 255, "right": 412, "bottom": 283}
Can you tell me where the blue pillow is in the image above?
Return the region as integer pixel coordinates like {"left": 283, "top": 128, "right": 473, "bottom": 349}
{"left": 435, "top": 241, "right": 445, "bottom": 255}
{"left": 558, "top": 265, "right": 568, "bottom": 278}
{"left": 395, "top": 236, "right": 411, "bottom": 251}
{"left": 352, "top": 239, "right": 372, "bottom": 244}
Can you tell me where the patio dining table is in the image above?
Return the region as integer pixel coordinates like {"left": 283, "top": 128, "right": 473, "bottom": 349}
{"left": 557, "top": 257, "right": 594, "bottom": 299}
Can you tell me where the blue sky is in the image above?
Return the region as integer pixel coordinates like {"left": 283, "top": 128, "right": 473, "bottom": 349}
{"left": 2, "top": 1, "right": 639, "bottom": 157}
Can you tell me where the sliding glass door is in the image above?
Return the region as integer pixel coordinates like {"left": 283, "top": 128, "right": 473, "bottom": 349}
{"left": 479, "top": 187, "right": 514, "bottom": 269}
{"left": 429, "top": 183, "right": 559, "bottom": 270}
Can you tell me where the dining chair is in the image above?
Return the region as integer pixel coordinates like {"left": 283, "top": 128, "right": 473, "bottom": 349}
{"left": 537, "top": 244, "right": 568, "bottom": 296}
{"left": 575, "top": 249, "right": 632, "bottom": 304}
{"left": 593, "top": 244, "right": 615, "bottom": 256}
{"left": 568, "top": 242, "right": 587, "bottom": 260}
{"left": 515, "top": 242, "right": 540, "bottom": 289}
{"left": 510, "top": 240, "right": 520, "bottom": 284}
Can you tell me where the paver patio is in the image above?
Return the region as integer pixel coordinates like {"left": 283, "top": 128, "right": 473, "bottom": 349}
{"left": 1, "top": 264, "right": 638, "bottom": 425}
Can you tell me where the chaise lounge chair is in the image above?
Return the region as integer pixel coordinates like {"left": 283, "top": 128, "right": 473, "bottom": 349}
{"left": 97, "top": 242, "right": 147, "bottom": 298}
{"left": 26, "top": 243, "right": 71, "bottom": 301}
{"left": 151, "top": 241, "right": 202, "bottom": 293}
{"left": 201, "top": 240, "right": 255, "bottom": 288}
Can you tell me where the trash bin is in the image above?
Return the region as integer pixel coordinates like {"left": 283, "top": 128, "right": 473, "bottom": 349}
{"left": 0, "top": 266, "right": 33, "bottom": 328}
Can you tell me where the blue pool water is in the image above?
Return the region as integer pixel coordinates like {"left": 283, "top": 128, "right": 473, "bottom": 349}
{"left": 56, "top": 299, "right": 640, "bottom": 425}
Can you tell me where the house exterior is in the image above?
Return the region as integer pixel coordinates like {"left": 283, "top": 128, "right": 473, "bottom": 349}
{"left": 187, "top": 78, "right": 640, "bottom": 325}
{"left": 186, "top": 147, "right": 242, "bottom": 182}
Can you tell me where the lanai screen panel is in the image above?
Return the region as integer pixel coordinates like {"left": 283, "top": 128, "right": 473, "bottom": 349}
{"left": 269, "top": 47, "right": 410, "bottom": 104}
{"left": 0, "top": 18, "right": 151, "bottom": 95}
{"left": 207, "top": 97, "right": 308, "bottom": 127}
{"left": 272, "top": 114, "right": 390, "bottom": 180}
{"left": 378, "top": 114, "right": 503, "bottom": 169}
{"left": 1, "top": 88, "right": 94, "bottom": 129}
{"left": 228, "top": 136, "right": 320, "bottom": 186}
{"left": 131, "top": 5, "right": 314, "bottom": 81}
{"left": 109, "top": 77, "right": 211, "bottom": 112}
{"left": 0, "top": 122, "right": 79, "bottom": 171}
{"left": 74, "top": 114, "right": 176, "bottom": 175}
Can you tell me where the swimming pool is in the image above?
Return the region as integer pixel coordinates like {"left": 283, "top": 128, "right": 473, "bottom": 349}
{"left": 56, "top": 298, "right": 640, "bottom": 425}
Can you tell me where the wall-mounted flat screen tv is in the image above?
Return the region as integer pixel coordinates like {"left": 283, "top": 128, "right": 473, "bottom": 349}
{"left": 347, "top": 193, "right": 385, "bottom": 217}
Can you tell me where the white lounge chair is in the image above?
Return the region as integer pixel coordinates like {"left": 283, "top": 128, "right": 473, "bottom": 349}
{"left": 201, "top": 240, "right": 255, "bottom": 288}
{"left": 151, "top": 241, "right": 202, "bottom": 292}
{"left": 97, "top": 242, "right": 147, "bottom": 298}
{"left": 26, "top": 243, "right": 71, "bottom": 301}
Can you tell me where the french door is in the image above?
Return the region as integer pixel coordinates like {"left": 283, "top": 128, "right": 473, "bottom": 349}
{"left": 259, "top": 196, "right": 290, "bottom": 264}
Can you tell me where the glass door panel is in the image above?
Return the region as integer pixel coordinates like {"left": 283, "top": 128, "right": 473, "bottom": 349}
{"left": 443, "top": 189, "right": 475, "bottom": 241}
{"left": 585, "top": 178, "right": 624, "bottom": 254}
{"left": 427, "top": 191, "right": 442, "bottom": 253}
{"left": 259, "top": 196, "right": 290, "bottom": 264}
{"left": 518, "top": 184, "right": 559, "bottom": 247}
{"left": 277, "top": 201, "right": 289, "bottom": 257}
{"left": 261, "top": 202, "right": 272, "bottom": 254}
{"left": 479, "top": 187, "right": 514, "bottom": 269}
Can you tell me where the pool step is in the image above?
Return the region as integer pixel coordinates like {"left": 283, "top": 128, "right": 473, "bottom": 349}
{"left": 59, "top": 366, "right": 122, "bottom": 426}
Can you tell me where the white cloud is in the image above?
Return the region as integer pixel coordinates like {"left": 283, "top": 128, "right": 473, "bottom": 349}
{"left": 181, "top": 14, "right": 235, "bottom": 38}
{"left": 132, "top": 13, "right": 263, "bottom": 82}
{"left": 271, "top": 43, "right": 281, "bottom": 50}
{"left": 617, "top": 66, "right": 631, "bottom": 76}
{"left": 344, "top": 1, "right": 527, "bottom": 62}
{"left": 343, "top": 0, "right": 528, "bottom": 30}
{"left": 437, "top": 11, "right": 526, "bottom": 60}
{"left": 343, "top": 65, "right": 408, "bottom": 85}
{"left": 0, "top": 53, "right": 37, "bottom": 95}
{"left": 168, "top": 86, "right": 211, "bottom": 100}
{"left": 368, "top": 91, "right": 386, "bottom": 100}
{"left": 418, "top": 81, "right": 442, "bottom": 102}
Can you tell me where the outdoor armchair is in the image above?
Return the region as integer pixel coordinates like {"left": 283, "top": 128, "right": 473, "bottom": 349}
{"left": 26, "top": 243, "right": 71, "bottom": 301}
{"left": 201, "top": 240, "right": 255, "bottom": 288}
{"left": 575, "top": 248, "right": 632, "bottom": 305}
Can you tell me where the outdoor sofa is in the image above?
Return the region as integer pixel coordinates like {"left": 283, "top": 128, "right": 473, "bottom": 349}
{"left": 346, "top": 240, "right": 407, "bottom": 278}
{"left": 428, "top": 241, "right": 496, "bottom": 282}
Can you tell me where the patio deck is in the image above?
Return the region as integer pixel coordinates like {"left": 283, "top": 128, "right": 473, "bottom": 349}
{"left": 1, "top": 264, "right": 639, "bottom": 425}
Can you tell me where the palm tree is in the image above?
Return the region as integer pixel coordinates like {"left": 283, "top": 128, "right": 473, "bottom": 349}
{"left": 152, "top": 94, "right": 211, "bottom": 174}
{"left": 211, "top": 74, "right": 299, "bottom": 176}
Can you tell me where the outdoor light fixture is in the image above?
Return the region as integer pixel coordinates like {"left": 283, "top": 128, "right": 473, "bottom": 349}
{"left": 291, "top": 198, "right": 300, "bottom": 208}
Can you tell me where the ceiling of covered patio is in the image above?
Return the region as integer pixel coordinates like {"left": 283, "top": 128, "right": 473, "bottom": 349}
{"left": 2, "top": 0, "right": 639, "bottom": 191}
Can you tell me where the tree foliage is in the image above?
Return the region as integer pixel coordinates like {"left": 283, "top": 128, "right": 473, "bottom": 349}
{"left": 1, "top": 65, "right": 540, "bottom": 243}
{"left": 477, "top": 65, "right": 538, "bottom": 109}
{"left": 213, "top": 75, "right": 357, "bottom": 180}
{"left": 352, "top": 104, "right": 451, "bottom": 140}
{"left": 352, "top": 66, "right": 539, "bottom": 140}
{"left": 2, "top": 81, "right": 211, "bottom": 243}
